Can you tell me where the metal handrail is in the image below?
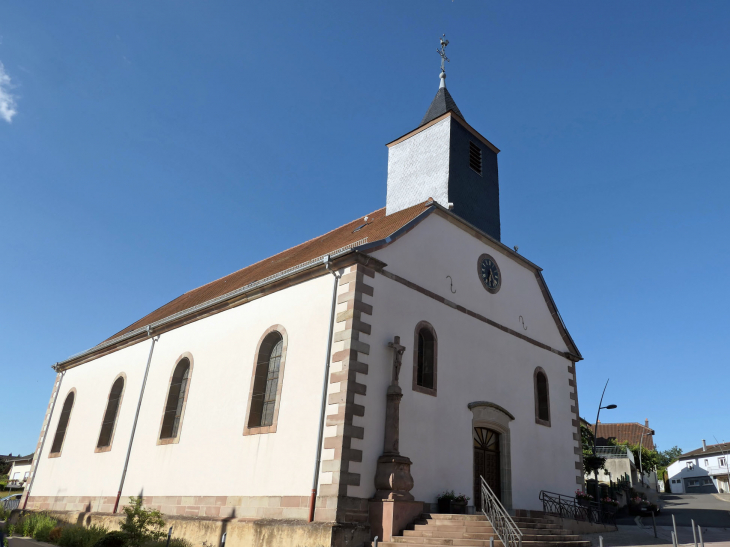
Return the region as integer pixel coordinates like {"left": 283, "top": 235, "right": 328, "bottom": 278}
{"left": 539, "top": 490, "right": 616, "bottom": 527}
{"left": 481, "top": 476, "right": 523, "bottom": 547}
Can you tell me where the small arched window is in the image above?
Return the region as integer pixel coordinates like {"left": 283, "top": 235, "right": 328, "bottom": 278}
{"left": 248, "top": 332, "right": 284, "bottom": 428}
{"left": 50, "top": 391, "right": 76, "bottom": 456}
{"left": 96, "top": 376, "right": 125, "bottom": 451}
{"left": 160, "top": 357, "right": 192, "bottom": 441}
{"left": 534, "top": 368, "right": 551, "bottom": 426}
{"left": 412, "top": 321, "right": 437, "bottom": 396}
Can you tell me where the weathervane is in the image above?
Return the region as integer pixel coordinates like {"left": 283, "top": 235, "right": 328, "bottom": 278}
{"left": 437, "top": 34, "right": 450, "bottom": 74}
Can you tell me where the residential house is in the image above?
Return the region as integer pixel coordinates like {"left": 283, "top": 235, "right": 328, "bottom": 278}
{"left": 667, "top": 441, "right": 730, "bottom": 494}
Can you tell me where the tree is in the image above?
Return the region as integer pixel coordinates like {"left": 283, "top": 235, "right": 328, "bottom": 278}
{"left": 580, "top": 422, "right": 606, "bottom": 475}
{"left": 120, "top": 496, "right": 167, "bottom": 547}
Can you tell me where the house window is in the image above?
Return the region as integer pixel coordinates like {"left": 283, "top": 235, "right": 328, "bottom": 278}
{"left": 50, "top": 390, "right": 76, "bottom": 457}
{"left": 159, "top": 356, "right": 193, "bottom": 443}
{"left": 412, "top": 321, "right": 438, "bottom": 396}
{"left": 687, "top": 462, "right": 695, "bottom": 470}
{"left": 12, "top": 472, "right": 19, "bottom": 480}
{"left": 705, "top": 459, "right": 709, "bottom": 467}
{"left": 534, "top": 367, "right": 551, "bottom": 426}
{"left": 23, "top": 472, "right": 29, "bottom": 480}
{"left": 702, "top": 478, "right": 713, "bottom": 485}
{"left": 96, "top": 375, "right": 125, "bottom": 451}
{"left": 720, "top": 457, "right": 727, "bottom": 467}
{"left": 244, "top": 326, "right": 289, "bottom": 435}
{"left": 688, "top": 479, "right": 699, "bottom": 487}
{"left": 469, "top": 141, "right": 483, "bottom": 175}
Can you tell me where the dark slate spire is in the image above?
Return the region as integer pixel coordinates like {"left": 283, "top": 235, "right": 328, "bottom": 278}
{"left": 420, "top": 84, "right": 464, "bottom": 126}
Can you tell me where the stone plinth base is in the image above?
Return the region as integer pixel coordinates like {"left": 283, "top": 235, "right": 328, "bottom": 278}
{"left": 368, "top": 499, "right": 424, "bottom": 542}
{"left": 373, "top": 454, "right": 414, "bottom": 501}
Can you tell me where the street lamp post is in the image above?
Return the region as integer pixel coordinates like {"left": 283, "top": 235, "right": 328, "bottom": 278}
{"left": 593, "top": 379, "right": 617, "bottom": 520}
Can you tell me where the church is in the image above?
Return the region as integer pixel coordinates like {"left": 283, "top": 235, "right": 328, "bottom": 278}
{"left": 21, "top": 41, "right": 584, "bottom": 547}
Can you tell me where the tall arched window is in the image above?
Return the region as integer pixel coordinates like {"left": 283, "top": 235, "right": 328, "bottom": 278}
{"left": 244, "top": 326, "right": 288, "bottom": 435}
{"left": 50, "top": 390, "right": 76, "bottom": 457}
{"left": 96, "top": 375, "right": 125, "bottom": 451}
{"left": 412, "top": 321, "right": 437, "bottom": 396}
{"left": 159, "top": 356, "right": 192, "bottom": 443}
{"left": 534, "top": 367, "right": 551, "bottom": 426}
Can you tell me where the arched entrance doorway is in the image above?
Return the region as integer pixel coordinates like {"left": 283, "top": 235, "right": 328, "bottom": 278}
{"left": 473, "top": 426, "right": 501, "bottom": 507}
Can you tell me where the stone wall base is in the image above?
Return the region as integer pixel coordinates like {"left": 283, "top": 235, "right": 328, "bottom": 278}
{"left": 368, "top": 500, "right": 424, "bottom": 542}
{"left": 24, "top": 495, "right": 339, "bottom": 522}
{"left": 9, "top": 510, "right": 372, "bottom": 547}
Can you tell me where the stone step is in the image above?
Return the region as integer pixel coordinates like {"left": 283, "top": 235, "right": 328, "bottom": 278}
{"left": 403, "top": 531, "right": 583, "bottom": 542}
{"left": 423, "top": 513, "right": 489, "bottom": 521}
{"left": 412, "top": 525, "right": 572, "bottom": 536}
{"left": 381, "top": 540, "right": 591, "bottom": 547}
{"left": 416, "top": 521, "right": 564, "bottom": 531}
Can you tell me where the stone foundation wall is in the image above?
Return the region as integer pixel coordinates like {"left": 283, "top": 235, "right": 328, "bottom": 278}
{"left": 24, "top": 495, "right": 339, "bottom": 521}
{"left": 10, "top": 510, "right": 371, "bottom": 547}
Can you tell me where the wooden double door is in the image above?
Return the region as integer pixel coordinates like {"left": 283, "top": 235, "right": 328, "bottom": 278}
{"left": 473, "top": 427, "right": 501, "bottom": 509}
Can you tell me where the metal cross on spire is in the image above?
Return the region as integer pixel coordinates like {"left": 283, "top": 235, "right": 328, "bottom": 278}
{"left": 437, "top": 34, "right": 450, "bottom": 74}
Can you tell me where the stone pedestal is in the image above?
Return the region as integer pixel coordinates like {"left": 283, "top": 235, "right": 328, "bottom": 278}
{"left": 374, "top": 454, "right": 415, "bottom": 501}
{"left": 368, "top": 499, "right": 424, "bottom": 542}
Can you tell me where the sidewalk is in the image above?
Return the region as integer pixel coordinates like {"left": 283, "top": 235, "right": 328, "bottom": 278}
{"left": 583, "top": 524, "right": 730, "bottom": 547}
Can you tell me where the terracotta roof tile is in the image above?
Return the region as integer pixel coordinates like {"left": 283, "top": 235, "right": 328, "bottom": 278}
{"left": 589, "top": 422, "right": 656, "bottom": 450}
{"left": 105, "top": 201, "right": 432, "bottom": 342}
{"left": 681, "top": 442, "right": 730, "bottom": 459}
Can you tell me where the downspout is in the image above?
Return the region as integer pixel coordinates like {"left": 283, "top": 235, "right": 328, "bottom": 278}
{"left": 308, "top": 256, "right": 342, "bottom": 522}
{"left": 113, "top": 327, "right": 159, "bottom": 513}
{"left": 22, "top": 368, "right": 65, "bottom": 510}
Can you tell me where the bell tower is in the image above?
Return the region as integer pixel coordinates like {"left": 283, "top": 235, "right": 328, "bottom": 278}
{"left": 385, "top": 37, "right": 501, "bottom": 241}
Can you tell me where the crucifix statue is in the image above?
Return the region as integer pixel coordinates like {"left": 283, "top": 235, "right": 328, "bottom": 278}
{"left": 387, "top": 336, "right": 406, "bottom": 385}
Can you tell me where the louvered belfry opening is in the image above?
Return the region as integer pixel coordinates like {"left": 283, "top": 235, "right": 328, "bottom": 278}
{"left": 469, "top": 141, "right": 483, "bottom": 175}
{"left": 97, "top": 377, "right": 124, "bottom": 448}
{"left": 160, "top": 358, "right": 190, "bottom": 439}
{"left": 50, "top": 392, "right": 75, "bottom": 454}
{"left": 249, "top": 331, "right": 284, "bottom": 428}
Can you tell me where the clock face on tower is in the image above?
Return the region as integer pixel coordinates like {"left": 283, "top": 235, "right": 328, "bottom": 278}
{"left": 478, "top": 253, "right": 501, "bottom": 294}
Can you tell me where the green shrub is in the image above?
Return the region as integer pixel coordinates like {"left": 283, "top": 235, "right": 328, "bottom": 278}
{"left": 50, "top": 525, "right": 65, "bottom": 543}
{"left": 93, "top": 531, "right": 128, "bottom": 547}
{"left": 15, "top": 512, "right": 58, "bottom": 539}
{"left": 120, "top": 497, "right": 166, "bottom": 547}
{"left": 58, "top": 524, "right": 108, "bottom": 547}
{"left": 32, "top": 513, "right": 58, "bottom": 542}
{"left": 141, "top": 539, "right": 191, "bottom": 547}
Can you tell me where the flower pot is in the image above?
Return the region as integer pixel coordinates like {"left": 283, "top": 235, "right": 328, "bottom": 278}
{"left": 438, "top": 498, "right": 452, "bottom": 514}
{"left": 450, "top": 501, "right": 468, "bottom": 515}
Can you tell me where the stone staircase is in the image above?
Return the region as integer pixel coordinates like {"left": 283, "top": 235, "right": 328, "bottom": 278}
{"left": 377, "top": 513, "right": 592, "bottom": 547}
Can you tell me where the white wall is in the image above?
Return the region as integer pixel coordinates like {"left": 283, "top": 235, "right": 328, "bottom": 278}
{"left": 386, "top": 118, "right": 451, "bottom": 215}
{"left": 668, "top": 454, "right": 730, "bottom": 493}
{"left": 355, "top": 213, "right": 579, "bottom": 510}
{"left": 31, "top": 274, "right": 335, "bottom": 502}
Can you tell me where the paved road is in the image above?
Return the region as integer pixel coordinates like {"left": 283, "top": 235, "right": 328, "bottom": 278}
{"left": 583, "top": 524, "right": 730, "bottom": 547}
{"left": 615, "top": 494, "right": 730, "bottom": 528}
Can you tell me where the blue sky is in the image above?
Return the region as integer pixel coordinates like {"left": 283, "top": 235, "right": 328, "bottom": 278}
{"left": 2, "top": 1, "right": 729, "bottom": 457}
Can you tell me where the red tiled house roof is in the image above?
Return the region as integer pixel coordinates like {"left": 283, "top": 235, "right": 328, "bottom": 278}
{"left": 590, "top": 422, "right": 656, "bottom": 450}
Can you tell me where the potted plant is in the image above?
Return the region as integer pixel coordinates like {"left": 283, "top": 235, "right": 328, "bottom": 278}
{"left": 575, "top": 490, "right": 594, "bottom": 506}
{"left": 437, "top": 491, "right": 456, "bottom": 514}
{"left": 451, "top": 493, "right": 470, "bottom": 515}
{"left": 601, "top": 497, "right": 619, "bottom": 514}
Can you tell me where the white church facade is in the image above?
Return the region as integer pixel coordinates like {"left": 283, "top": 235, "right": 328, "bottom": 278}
{"left": 21, "top": 62, "right": 585, "bottom": 543}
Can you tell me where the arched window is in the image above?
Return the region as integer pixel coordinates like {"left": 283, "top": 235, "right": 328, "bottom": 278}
{"left": 96, "top": 375, "right": 125, "bottom": 451}
{"left": 534, "top": 368, "right": 551, "bottom": 426}
{"left": 50, "top": 390, "right": 76, "bottom": 456}
{"left": 249, "top": 332, "right": 284, "bottom": 428}
{"left": 244, "top": 326, "right": 288, "bottom": 435}
{"left": 412, "top": 321, "right": 437, "bottom": 396}
{"left": 159, "top": 357, "right": 192, "bottom": 442}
